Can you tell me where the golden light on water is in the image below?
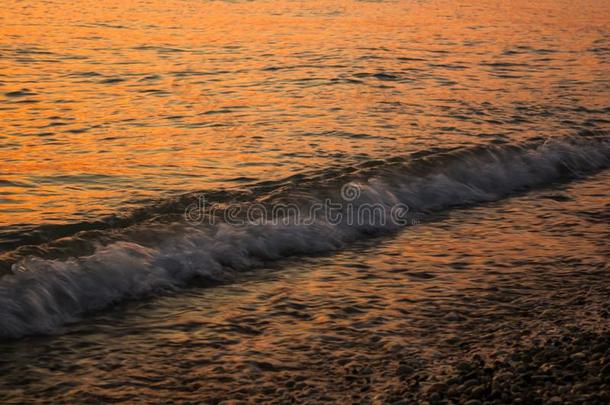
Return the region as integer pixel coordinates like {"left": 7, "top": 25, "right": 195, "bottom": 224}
{"left": 2, "top": 0, "right": 608, "bottom": 228}
{"left": 1, "top": 1, "right": 610, "bottom": 402}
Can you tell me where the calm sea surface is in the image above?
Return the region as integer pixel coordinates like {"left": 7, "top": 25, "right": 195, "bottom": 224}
{"left": 0, "top": 0, "right": 609, "bottom": 401}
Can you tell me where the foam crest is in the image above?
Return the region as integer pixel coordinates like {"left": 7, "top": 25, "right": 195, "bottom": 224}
{"left": 1, "top": 136, "right": 608, "bottom": 338}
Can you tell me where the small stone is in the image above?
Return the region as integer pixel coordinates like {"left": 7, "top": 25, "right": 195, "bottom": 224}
{"left": 444, "top": 311, "right": 466, "bottom": 321}
{"left": 572, "top": 383, "right": 586, "bottom": 393}
{"left": 493, "top": 370, "right": 514, "bottom": 382}
{"left": 427, "top": 383, "right": 447, "bottom": 394}
{"left": 398, "top": 365, "right": 415, "bottom": 376}
{"left": 471, "top": 385, "right": 486, "bottom": 398}
{"left": 460, "top": 379, "right": 479, "bottom": 391}
{"left": 446, "top": 384, "right": 460, "bottom": 398}
{"left": 571, "top": 352, "right": 586, "bottom": 361}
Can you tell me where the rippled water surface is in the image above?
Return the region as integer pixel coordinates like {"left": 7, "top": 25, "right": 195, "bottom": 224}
{"left": 1, "top": 0, "right": 609, "bottom": 233}
{"left": 2, "top": 170, "right": 609, "bottom": 402}
{"left": 1, "top": 0, "right": 609, "bottom": 402}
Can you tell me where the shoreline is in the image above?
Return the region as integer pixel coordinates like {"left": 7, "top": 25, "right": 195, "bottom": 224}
{"left": 1, "top": 172, "right": 608, "bottom": 403}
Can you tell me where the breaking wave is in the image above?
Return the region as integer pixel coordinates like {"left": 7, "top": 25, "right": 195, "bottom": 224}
{"left": 1, "top": 133, "right": 609, "bottom": 338}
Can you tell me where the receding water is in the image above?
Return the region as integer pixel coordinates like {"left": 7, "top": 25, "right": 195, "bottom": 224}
{"left": 0, "top": 0, "right": 609, "bottom": 402}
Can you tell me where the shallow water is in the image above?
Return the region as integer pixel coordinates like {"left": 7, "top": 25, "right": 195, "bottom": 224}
{"left": 1, "top": 170, "right": 609, "bottom": 402}
{"left": 0, "top": 0, "right": 609, "bottom": 401}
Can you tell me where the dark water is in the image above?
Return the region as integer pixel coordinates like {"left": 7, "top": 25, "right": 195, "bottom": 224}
{"left": 0, "top": 0, "right": 609, "bottom": 401}
{"left": 1, "top": 170, "right": 609, "bottom": 402}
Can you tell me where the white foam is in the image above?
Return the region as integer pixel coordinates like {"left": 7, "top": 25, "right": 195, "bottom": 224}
{"left": 1, "top": 137, "right": 608, "bottom": 338}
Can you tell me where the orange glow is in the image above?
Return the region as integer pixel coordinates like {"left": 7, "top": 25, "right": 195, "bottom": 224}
{"left": 1, "top": 0, "right": 609, "bottom": 226}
